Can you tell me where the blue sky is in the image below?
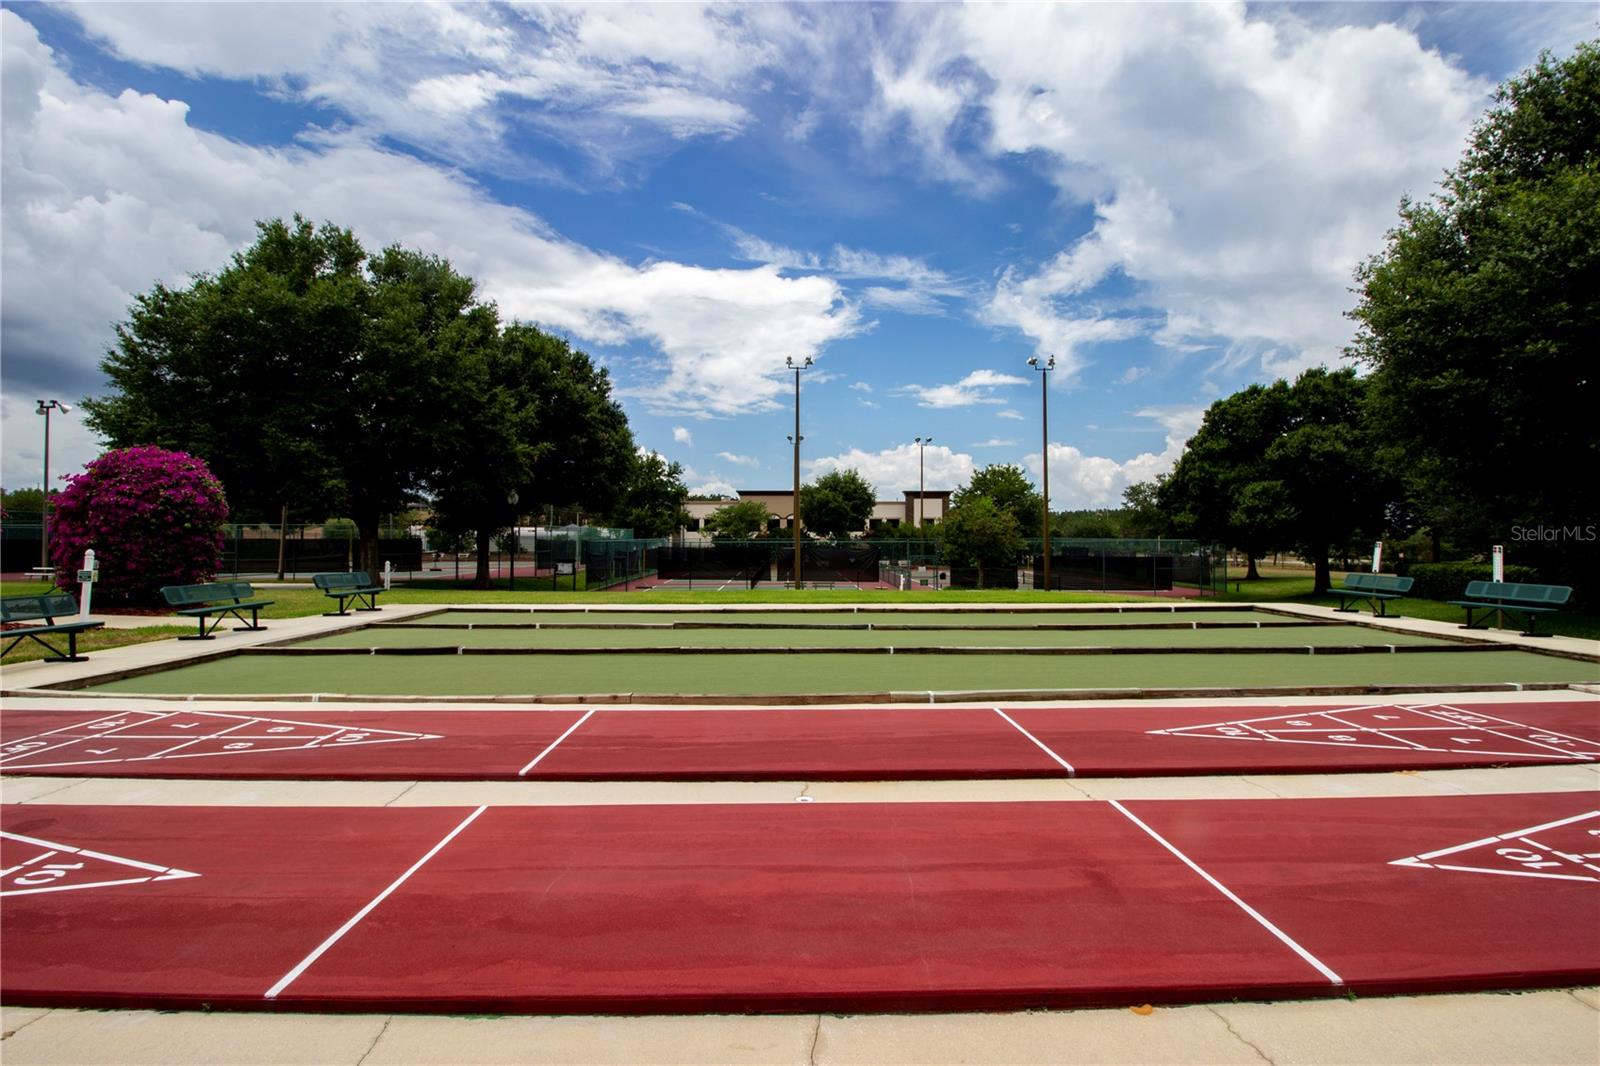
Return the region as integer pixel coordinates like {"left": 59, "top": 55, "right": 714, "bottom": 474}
{"left": 2, "top": 2, "right": 1593, "bottom": 513}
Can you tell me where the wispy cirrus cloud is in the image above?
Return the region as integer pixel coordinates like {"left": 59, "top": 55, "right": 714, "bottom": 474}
{"left": 898, "top": 369, "right": 1029, "bottom": 408}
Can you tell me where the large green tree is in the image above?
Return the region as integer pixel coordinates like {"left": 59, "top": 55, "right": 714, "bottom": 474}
{"left": 1157, "top": 382, "right": 1294, "bottom": 579}
{"left": 952, "top": 464, "right": 1042, "bottom": 536}
{"left": 1120, "top": 479, "right": 1169, "bottom": 538}
{"left": 1347, "top": 42, "right": 1600, "bottom": 586}
{"left": 799, "top": 469, "right": 875, "bottom": 538}
{"left": 938, "top": 496, "right": 1024, "bottom": 587}
{"left": 603, "top": 451, "right": 691, "bottom": 539}
{"left": 705, "top": 499, "right": 772, "bottom": 539}
{"left": 84, "top": 217, "right": 500, "bottom": 575}
{"left": 1161, "top": 369, "right": 1393, "bottom": 592}
{"left": 85, "top": 217, "right": 364, "bottom": 532}
{"left": 428, "top": 324, "right": 634, "bottom": 586}
{"left": 342, "top": 245, "right": 499, "bottom": 574}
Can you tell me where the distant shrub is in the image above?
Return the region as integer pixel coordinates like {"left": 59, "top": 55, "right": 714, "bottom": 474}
{"left": 1407, "top": 561, "right": 1539, "bottom": 601}
{"left": 48, "top": 446, "right": 229, "bottom": 606}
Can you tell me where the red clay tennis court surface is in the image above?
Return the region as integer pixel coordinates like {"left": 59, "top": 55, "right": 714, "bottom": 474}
{"left": 2, "top": 792, "right": 1596, "bottom": 1013}
{"left": 3, "top": 700, "right": 1596, "bottom": 779}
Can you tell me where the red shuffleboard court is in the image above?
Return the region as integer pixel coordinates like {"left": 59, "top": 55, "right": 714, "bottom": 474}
{"left": 2, "top": 792, "right": 1596, "bottom": 1013}
{"left": 2, "top": 700, "right": 1597, "bottom": 780}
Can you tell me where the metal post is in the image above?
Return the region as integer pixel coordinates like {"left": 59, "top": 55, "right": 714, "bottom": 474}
{"left": 786, "top": 356, "right": 812, "bottom": 590}
{"left": 507, "top": 489, "right": 520, "bottom": 592}
{"left": 35, "top": 400, "right": 69, "bottom": 568}
{"left": 914, "top": 436, "right": 931, "bottom": 532}
{"left": 1027, "top": 357, "right": 1054, "bottom": 591}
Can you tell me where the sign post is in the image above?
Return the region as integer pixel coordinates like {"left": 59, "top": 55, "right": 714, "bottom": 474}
{"left": 1371, "top": 540, "right": 1383, "bottom": 574}
{"left": 77, "top": 549, "right": 98, "bottom": 619}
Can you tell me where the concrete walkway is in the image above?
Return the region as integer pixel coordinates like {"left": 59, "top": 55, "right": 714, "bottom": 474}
{"left": 3, "top": 989, "right": 1596, "bottom": 1065}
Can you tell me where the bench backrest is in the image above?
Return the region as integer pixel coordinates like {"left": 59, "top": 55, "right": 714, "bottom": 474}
{"left": 313, "top": 571, "right": 374, "bottom": 591}
{"left": 1461, "top": 580, "right": 1573, "bottom": 606}
{"left": 1342, "top": 572, "right": 1413, "bottom": 594}
{"left": 0, "top": 593, "right": 81, "bottom": 624}
{"left": 161, "top": 581, "right": 257, "bottom": 607}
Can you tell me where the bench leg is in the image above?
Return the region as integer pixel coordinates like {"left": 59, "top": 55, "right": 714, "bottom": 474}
{"left": 49, "top": 629, "right": 88, "bottom": 664}
{"left": 3, "top": 630, "right": 89, "bottom": 663}
{"left": 233, "top": 608, "right": 266, "bottom": 632}
{"left": 324, "top": 595, "right": 351, "bottom": 617}
{"left": 179, "top": 615, "right": 217, "bottom": 640}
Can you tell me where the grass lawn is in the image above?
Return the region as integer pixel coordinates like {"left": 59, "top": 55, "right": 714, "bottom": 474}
{"left": 1, "top": 625, "right": 193, "bottom": 665}
{"left": 1219, "top": 571, "right": 1600, "bottom": 641}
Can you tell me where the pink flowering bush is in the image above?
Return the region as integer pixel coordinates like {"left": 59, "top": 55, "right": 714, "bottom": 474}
{"left": 49, "top": 446, "right": 229, "bottom": 606}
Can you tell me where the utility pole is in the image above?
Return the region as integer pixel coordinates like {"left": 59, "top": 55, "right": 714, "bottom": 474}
{"left": 35, "top": 400, "right": 70, "bottom": 569}
{"left": 914, "top": 436, "right": 932, "bottom": 531}
{"left": 786, "top": 356, "right": 813, "bottom": 590}
{"left": 1026, "top": 356, "right": 1055, "bottom": 592}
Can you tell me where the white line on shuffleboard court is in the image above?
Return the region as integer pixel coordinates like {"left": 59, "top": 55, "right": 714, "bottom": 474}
{"left": 264, "top": 805, "right": 487, "bottom": 1000}
{"left": 992, "top": 707, "right": 1075, "bottom": 775}
{"left": 517, "top": 708, "right": 597, "bottom": 777}
{"left": 1108, "top": 800, "right": 1344, "bottom": 987}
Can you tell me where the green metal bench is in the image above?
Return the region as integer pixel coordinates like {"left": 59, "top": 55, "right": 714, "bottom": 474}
{"left": 160, "top": 581, "right": 273, "bottom": 640}
{"left": 313, "top": 571, "right": 386, "bottom": 616}
{"left": 1, "top": 592, "right": 105, "bottom": 662}
{"left": 1448, "top": 580, "right": 1572, "bottom": 636}
{"left": 1331, "top": 572, "right": 1414, "bottom": 617}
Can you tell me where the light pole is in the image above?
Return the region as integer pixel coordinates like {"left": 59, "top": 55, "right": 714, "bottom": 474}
{"left": 914, "top": 436, "right": 932, "bottom": 533}
{"left": 506, "top": 489, "right": 519, "bottom": 592}
{"left": 1026, "top": 355, "right": 1055, "bottom": 592}
{"left": 786, "top": 355, "right": 812, "bottom": 590}
{"left": 36, "top": 400, "right": 71, "bottom": 569}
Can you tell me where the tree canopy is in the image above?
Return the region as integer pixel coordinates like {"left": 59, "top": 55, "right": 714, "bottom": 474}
{"left": 1160, "top": 368, "right": 1392, "bottom": 591}
{"left": 1347, "top": 41, "right": 1599, "bottom": 587}
{"left": 800, "top": 469, "right": 875, "bottom": 538}
{"left": 952, "top": 464, "right": 1042, "bottom": 535}
{"left": 84, "top": 217, "right": 364, "bottom": 524}
{"left": 938, "top": 496, "right": 1024, "bottom": 584}
{"left": 705, "top": 499, "right": 772, "bottom": 540}
{"left": 83, "top": 215, "right": 659, "bottom": 579}
{"left": 603, "top": 451, "right": 691, "bottom": 539}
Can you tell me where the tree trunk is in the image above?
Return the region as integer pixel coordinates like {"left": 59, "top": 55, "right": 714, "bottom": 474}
{"left": 473, "top": 527, "right": 493, "bottom": 589}
{"left": 354, "top": 509, "right": 380, "bottom": 576}
{"left": 276, "top": 503, "right": 289, "bottom": 580}
{"left": 1430, "top": 527, "right": 1442, "bottom": 563}
{"left": 1245, "top": 555, "right": 1260, "bottom": 580}
{"left": 1312, "top": 551, "right": 1332, "bottom": 596}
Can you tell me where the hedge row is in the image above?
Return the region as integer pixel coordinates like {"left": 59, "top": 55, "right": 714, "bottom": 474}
{"left": 1404, "top": 561, "right": 1540, "bottom": 601}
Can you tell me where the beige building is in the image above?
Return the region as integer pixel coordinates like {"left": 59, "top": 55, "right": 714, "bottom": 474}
{"left": 682, "top": 490, "right": 950, "bottom": 541}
